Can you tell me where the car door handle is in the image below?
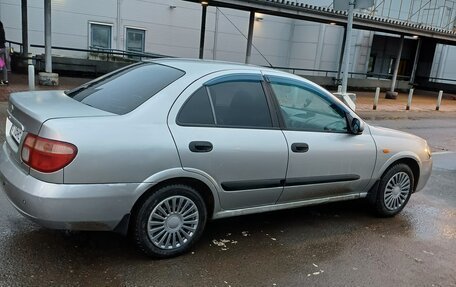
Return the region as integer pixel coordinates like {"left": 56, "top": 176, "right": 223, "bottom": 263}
{"left": 291, "top": 143, "right": 309, "bottom": 153}
{"left": 189, "top": 141, "right": 213, "bottom": 153}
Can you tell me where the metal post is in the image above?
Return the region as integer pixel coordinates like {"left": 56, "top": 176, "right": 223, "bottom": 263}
{"left": 436, "top": 90, "right": 443, "bottom": 110}
{"left": 410, "top": 38, "right": 422, "bottom": 84}
{"left": 117, "top": 0, "right": 121, "bottom": 50}
{"left": 386, "top": 35, "right": 404, "bottom": 99}
{"left": 44, "top": 0, "right": 52, "bottom": 73}
{"left": 199, "top": 3, "right": 208, "bottom": 59}
{"left": 336, "top": 26, "right": 347, "bottom": 85}
{"left": 373, "top": 87, "right": 380, "bottom": 110}
{"left": 341, "top": 2, "right": 354, "bottom": 95}
{"left": 28, "top": 64, "right": 35, "bottom": 90}
{"left": 406, "top": 88, "right": 414, "bottom": 110}
{"left": 245, "top": 11, "right": 255, "bottom": 64}
{"left": 213, "top": 8, "right": 220, "bottom": 60}
{"left": 21, "top": 0, "right": 28, "bottom": 58}
{"left": 391, "top": 35, "right": 404, "bottom": 91}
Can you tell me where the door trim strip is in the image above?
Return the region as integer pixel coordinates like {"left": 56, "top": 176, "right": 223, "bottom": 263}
{"left": 221, "top": 174, "right": 360, "bottom": 191}
{"left": 285, "top": 174, "right": 360, "bottom": 187}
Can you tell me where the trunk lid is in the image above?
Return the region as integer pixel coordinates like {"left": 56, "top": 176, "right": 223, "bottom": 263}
{"left": 5, "top": 90, "right": 114, "bottom": 172}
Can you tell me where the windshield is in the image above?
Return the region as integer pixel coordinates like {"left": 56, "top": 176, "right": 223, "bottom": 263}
{"left": 66, "top": 62, "right": 185, "bottom": 115}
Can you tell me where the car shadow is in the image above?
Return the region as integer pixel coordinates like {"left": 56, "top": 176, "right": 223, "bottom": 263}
{"left": 2, "top": 199, "right": 415, "bottom": 264}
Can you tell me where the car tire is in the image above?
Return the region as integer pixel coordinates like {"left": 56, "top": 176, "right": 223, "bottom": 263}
{"left": 372, "top": 163, "right": 414, "bottom": 217}
{"left": 133, "top": 184, "right": 207, "bottom": 258}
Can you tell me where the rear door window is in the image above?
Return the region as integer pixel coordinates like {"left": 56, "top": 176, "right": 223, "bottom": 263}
{"left": 177, "top": 87, "right": 215, "bottom": 126}
{"left": 207, "top": 81, "right": 272, "bottom": 128}
{"left": 67, "top": 63, "right": 185, "bottom": 115}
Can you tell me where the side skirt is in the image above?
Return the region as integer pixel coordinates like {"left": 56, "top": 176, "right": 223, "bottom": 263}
{"left": 212, "top": 192, "right": 368, "bottom": 220}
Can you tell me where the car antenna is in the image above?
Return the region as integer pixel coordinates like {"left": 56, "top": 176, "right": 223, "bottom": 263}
{"left": 216, "top": 7, "right": 274, "bottom": 68}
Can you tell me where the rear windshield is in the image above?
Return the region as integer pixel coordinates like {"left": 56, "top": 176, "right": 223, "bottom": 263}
{"left": 66, "top": 62, "right": 185, "bottom": 115}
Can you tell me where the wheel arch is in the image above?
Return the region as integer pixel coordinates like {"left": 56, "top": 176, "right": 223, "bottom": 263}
{"left": 380, "top": 157, "right": 420, "bottom": 192}
{"left": 125, "top": 176, "right": 218, "bottom": 237}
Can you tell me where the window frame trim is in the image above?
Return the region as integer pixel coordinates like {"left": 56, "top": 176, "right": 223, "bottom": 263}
{"left": 264, "top": 75, "right": 350, "bottom": 134}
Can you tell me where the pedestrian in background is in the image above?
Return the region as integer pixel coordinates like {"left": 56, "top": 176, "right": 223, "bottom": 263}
{"left": 0, "top": 21, "right": 8, "bottom": 86}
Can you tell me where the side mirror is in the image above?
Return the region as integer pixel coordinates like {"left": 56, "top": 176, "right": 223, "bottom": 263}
{"left": 350, "top": 118, "right": 364, "bottom": 135}
{"left": 346, "top": 112, "right": 364, "bottom": 135}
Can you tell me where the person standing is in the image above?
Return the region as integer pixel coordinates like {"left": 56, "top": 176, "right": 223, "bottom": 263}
{"left": 0, "top": 21, "right": 8, "bottom": 85}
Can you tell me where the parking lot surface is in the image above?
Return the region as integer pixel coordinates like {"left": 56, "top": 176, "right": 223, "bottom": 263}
{"left": 0, "top": 103, "right": 455, "bottom": 286}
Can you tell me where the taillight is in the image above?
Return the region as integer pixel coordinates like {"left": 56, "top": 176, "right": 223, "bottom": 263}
{"left": 21, "top": 133, "right": 78, "bottom": 173}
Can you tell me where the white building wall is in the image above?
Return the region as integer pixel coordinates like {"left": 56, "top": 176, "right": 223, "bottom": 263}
{"left": 1, "top": 0, "right": 456, "bottom": 81}
{"left": 431, "top": 44, "right": 456, "bottom": 84}
{"left": 440, "top": 46, "right": 456, "bottom": 82}
{"left": 0, "top": 0, "right": 118, "bottom": 58}
{"left": 120, "top": 0, "right": 204, "bottom": 58}
{"left": 249, "top": 14, "right": 295, "bottom": 67}
{"left": 351, "top": 30, "right": 374, "bottom": 75}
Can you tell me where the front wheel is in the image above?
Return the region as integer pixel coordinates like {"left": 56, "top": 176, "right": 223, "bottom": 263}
{"left": 372, "top": 163, "right": 414, "bottom": 217}
{"left": 133, "top": 184, "right": 207, "bottom": 258}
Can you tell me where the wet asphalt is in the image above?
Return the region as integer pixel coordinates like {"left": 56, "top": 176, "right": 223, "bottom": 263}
{"left": 0, "top": 107, "right": 455, "bottom": 286}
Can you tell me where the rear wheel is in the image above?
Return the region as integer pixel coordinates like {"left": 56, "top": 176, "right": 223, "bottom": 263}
{"left": 372, "top": 163, "right": 414, "bottom": 217}
{"left": 133, "top": 184, "right": 207, "bottom": 258}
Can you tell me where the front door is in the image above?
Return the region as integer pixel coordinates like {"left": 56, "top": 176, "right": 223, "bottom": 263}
{"left": 264, "top": 73, "right": 377, "bottom": 203}
{"left": 168, "top": 71, "right": 289, "bottom": 210}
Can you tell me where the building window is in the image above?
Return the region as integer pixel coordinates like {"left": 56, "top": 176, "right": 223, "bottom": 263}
{"left": 90, "top": 23, "right": 112, "bottom": 50}
{"left": 126, "top": 28, "right": 145, "bottom": 54}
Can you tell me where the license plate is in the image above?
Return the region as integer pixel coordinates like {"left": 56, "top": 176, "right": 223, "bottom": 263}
{"left": 7, "top": 119, "right": 23, "bottom": 144}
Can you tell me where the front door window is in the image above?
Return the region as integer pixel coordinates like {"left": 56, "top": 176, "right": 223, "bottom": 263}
{"left": 269, "top": 81, "right": 347, "bottom": 133}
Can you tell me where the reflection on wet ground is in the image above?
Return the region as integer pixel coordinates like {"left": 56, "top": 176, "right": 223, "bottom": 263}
{"left": 0, "top": 146, "right": 455, "bottom": 285}
{"left": 1, "top": 168, "right": 455, "bottom": 287}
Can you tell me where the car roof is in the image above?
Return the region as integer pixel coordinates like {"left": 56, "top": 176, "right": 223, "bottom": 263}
{"left": 150, "top": 58, "right": 279, "bottom": 76}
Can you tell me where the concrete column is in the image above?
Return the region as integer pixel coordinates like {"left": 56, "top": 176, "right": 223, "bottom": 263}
{"left": 385, "top": 35, "right": 404, "bottom": 99}
{"left": 21, "top": 0, "right": 28, "bottom": 58}
{"left": 199, "top": 3, "right": 208, "bottom": 59}
{"left": 39, "top": 0, "right": 58, "bottom": 86}
{"left": 44, "top": 0, "right": 52, "bottom": 73}
{"left": 410, "top": 38, "right": 422, "bottom": 84}
{"left": 245, "top": 11, "right": 255, "bottom": 64}
{"left": 336, "top": 27, "right": 347, "bottom": 85}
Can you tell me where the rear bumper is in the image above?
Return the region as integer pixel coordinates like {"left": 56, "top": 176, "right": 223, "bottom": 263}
{"left": 0, "top": 143, "right": 139, "bottom": 231}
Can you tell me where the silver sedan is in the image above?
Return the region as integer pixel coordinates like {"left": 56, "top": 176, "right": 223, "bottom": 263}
{"left": 0, "top": 59, "right": 432, "bottom": 258}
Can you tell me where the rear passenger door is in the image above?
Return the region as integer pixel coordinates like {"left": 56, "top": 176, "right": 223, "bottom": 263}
{"left": 168, "top": 71, "right": 289, "bottom": 210}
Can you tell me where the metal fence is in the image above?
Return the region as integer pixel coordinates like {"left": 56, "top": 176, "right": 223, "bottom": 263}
{"left": 271, "top": 66, "right": 411, "bottom": 81}
{"left": 5, "top": 40, "right": 456, "bottom": 85}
